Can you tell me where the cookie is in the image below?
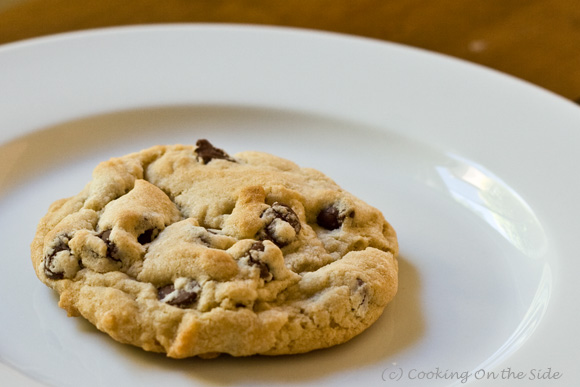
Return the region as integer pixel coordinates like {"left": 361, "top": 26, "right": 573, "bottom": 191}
{"left": 31, "top": 139, "right": 398, "bottom": 358}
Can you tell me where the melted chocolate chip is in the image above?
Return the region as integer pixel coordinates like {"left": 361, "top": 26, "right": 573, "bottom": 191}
{"left": 99, "top": 229, "right": 111, "bottom": 240}
{"left": 137, "top": 229, "right": 156, "bottom": 244}
{"left": 195, "top": 139, "right": 235, "bottom": 164}
{"left": 98, "top": 230, "right": 121, "bottom": 262}
{"left": 44, "top": 240, "right": 69, "bottom": 280}
{"left": 157, "top": 284, "right": 174, "bottom": 300}
{"left": 44, "top": 268, "right": 63, "bottom": 280}
{"left": 249, "top": 241, "right": 265, "bottom": 253}
{"left": 260, "top": 203, "right": 301, "bottom": 247}
{"left": 157, "top": 279, "right": 200, "bottom": 308}
{"left": 317, "top": 205, "right": 354, "bottom": 230}
{"left": 246, "top": 241, "right": 270, "bottom": 279}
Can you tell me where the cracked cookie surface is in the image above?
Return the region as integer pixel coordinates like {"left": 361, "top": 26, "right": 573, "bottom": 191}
{"left": 31, "top": 140, "right": 398, "bottom": 358}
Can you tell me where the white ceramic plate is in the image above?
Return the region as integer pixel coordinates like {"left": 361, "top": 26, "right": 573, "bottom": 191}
{"left": 1, "top": 25, "right": 579, "bottom": 387}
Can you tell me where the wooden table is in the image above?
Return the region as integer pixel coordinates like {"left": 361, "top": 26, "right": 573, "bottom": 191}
{"left": 1, "top": 0, "right": 579, "bottom": 102}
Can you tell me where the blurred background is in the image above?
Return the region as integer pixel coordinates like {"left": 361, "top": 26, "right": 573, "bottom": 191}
{"left": 0, "top": 0, "right": 579, "bottom": 103}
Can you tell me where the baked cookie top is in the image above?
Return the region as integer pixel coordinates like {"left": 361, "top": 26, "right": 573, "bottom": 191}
{"left": 31, "top": 140, "right": 398, "bottom": 358}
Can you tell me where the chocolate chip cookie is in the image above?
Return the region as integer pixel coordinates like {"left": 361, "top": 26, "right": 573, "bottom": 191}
{"left": 31, "top": 140, "right": 398, "bottom": 358}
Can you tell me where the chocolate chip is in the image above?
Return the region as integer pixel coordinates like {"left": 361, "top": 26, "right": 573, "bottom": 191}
{"left": 259, "top": 203, "right": 301, "bottom": 247}
{"left": 157, "top": 284, "right": 174, "bottom": 300}
{"left": 317, "top": 205, "right": 354, "bottom": 230}
{"left": 44, "top": 240, "right": 69, "bottom": 280}
{"left": 246, "top": 241, "right": 270, "bottom": 280}
{"left": 317, "top": 206, "right": 340, "bottom": 230}
{"left": 98, "top": 229, "right": 121, "bottom": 262}
{"left": 249, "top": 241, "right": 265, "bottom": 253}
{"left": 99, "top": 229, "right": 111, "bottom": 242}
{"left": 157, "top": 279, "right": 200, "bottom": 308}
{"left": 44, "top": 267, "right": 63, "bottom": 280}
{"left": 195, "top": 139, "right": 235, "bottom": 164}
{"left": 137, "top": 229, "right": 157, "bottom": 244}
